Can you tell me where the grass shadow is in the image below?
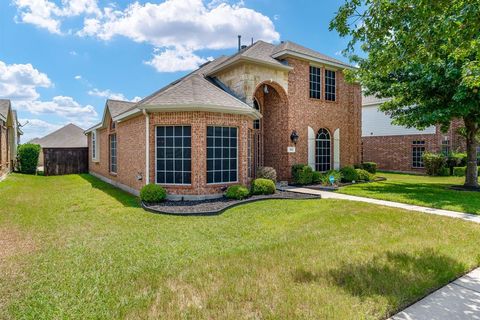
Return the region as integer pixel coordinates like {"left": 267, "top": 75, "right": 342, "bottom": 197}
{"left": 79, "top": 174, "right": 140, "bottom": 208}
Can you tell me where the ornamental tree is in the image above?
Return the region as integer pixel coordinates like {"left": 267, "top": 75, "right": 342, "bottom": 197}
{"left": 330, "top": 0, "right": 480, "bottom": 187}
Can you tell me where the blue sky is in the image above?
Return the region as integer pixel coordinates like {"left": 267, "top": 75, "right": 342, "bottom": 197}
{"left": 0, "top": 0, "right": 352, "bottom": 141}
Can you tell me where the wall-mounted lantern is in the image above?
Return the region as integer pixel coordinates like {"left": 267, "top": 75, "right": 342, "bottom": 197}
{"left": 263, "top": 84, "right": 269, "bottom": 94}
{"left": 290, "top": 130, "right": 299, "bottom": 144}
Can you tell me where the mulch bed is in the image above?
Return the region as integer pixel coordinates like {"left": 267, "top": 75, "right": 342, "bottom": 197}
{"left": 142, "top": 190, "right": 321, "bottom": 216}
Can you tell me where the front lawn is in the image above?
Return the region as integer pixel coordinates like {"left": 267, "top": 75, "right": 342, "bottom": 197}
{"left": 1, "top": 173, "right": 480, "bottom": 319}
{"left": 338, "top": 172, "right": 480, "bottom": 214}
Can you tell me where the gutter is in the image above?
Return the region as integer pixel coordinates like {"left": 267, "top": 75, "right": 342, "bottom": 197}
{"left": 143, "top": 109, "right": 150, "bottom": 185}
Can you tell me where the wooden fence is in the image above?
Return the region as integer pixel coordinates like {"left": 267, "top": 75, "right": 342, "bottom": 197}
{"left": 43, "top": 148, "right": 88, "bottom": 176}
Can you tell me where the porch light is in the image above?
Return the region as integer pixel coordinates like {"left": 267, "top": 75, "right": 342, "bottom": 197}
{"left": 290, "top": 130, "right": 299, "bottom": 144}
{"left": 263, "top": 84, "right": 269, "bottom": 94}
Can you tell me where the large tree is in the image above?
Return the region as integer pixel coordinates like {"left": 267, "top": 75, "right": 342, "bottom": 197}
{"left": 331, "top": 0, "right": 480, "bottom": 187}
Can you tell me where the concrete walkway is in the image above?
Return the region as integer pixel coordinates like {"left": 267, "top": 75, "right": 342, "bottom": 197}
{"left": 391, "top": 268, "right": 480, "bottom": 319}
{"left": 280, "top": 186, "right": 480, "bottom": 319}
{"left": 281, "top": 186, "right": 480, "bottom": 224}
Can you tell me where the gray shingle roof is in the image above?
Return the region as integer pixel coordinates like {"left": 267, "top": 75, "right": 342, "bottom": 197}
{"left": 362, "top": 94, "right": 392, "bottom": 106}
{"left": 106, "top": 99, "right": 136, "bottom": 118}
{"left": 0, "top": 99, "right": 11, "bottom": 120}
{"left": 31, "top": 123, "right": 87, "bottom": 148}
{"left": 138, "top": 73, "right": 251, "bottom": 111}
{"left": 271, "top": 41, "right": 352, "bottom": 68}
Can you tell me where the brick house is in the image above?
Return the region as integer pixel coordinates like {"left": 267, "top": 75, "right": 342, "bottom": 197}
{"left": 0, "top": 99, "right": 23, "bottom": 179}
{"left": 362, "top": 95, "right": 466, "bottom": 173}
{"left": 85, "top": 40, "right": 362, "bottom": 199}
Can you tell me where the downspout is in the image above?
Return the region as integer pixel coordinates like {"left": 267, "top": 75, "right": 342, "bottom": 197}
{"left": 143, "top": 109, "right": 150, "bottom": 185}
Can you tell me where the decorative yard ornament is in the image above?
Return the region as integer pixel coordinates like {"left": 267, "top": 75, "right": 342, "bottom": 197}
{"left": 329, "top": 175, "right": 335, "bottom": 185}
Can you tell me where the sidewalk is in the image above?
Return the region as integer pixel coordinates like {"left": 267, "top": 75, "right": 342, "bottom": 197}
{"left": 280, "top": 186, "right": 480, "bottom": 224}
{"left": 280, "top": 186, "right": 480, "bottom": 319}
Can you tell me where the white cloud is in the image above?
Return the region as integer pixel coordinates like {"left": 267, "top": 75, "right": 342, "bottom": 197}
{"left": 20, "top": 118, "right": 63, "bottom": 142}
{"left": 88, "top": 88, "right": 142, "bottom": 102}
{"left": 273, "top": 14, "right": 280, "bottom": 20}
{"left": 74, "top": 75, "right": 82, "bottom": 80}
{"left": 13, "top": 0, "right": 101, "bottom": 34}
{"left": 69, "top": 50, "right": 78, "bottom": 56}
{"left": 0, "top": 60, "right": 52, "bottom": 101}
{"left": 145, "top": 47, "right": 212, "bottom": 72}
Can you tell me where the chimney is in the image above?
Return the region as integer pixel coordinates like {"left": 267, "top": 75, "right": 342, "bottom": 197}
{"left": 238, "top": 35, "right": 241, "bottom": 52}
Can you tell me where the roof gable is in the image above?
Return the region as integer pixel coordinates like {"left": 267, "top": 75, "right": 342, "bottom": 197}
{"left": 32, "top": 123, "right": 87, "bottom": 148}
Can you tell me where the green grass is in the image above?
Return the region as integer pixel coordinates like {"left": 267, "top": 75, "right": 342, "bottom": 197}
{"left": 1, "top": 173, "right": 480, "bottom": 319}
{"left": 338, "top": 172, "right": 480, "bottom": 214}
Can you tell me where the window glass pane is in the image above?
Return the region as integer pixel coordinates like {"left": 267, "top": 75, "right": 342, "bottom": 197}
{"left": 316, "top": 129, "right": 331, "bottom": 172}
{"left": 109, "top": 134, "right": 117, "bottom": 173}
{"left": 309, "top": 66, "right": 321, "bottom": 99}
{"left": 325, "top": 70, "right": 336, "bottom": 101}
{"left": 155, "top": 125, "right": 191, "bottom": 184}
{"left": 207, "top": 126, "right": 238, "bottom": 184}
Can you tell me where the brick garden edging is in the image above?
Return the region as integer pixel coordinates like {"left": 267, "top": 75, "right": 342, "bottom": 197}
{"left": 142, "top": 191, "right": 321, "bottom": 216}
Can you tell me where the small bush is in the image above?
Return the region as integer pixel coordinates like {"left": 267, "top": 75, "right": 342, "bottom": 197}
{"left": 355, "top": 169, "right": 373, "bottom": 181}
{"left": 140, "top": 184, "right": 167, "bottom": 203}
{"left": 422, "top": 152, "right": 446, "bottom": 176}
{"left": 361, "top": 162, "right": 377, "bottom": 174}
{"left": 320, "top": 170, "right": 343, "bottom": 186}
{"left": 291, "top": 164, "right": 313, "bottom": 185}
{"left": 312, "top": 171, "right": 322, "bottom": 184}
{"left": 438, "top": 166, "right": 451, "bottom": 176}
{"left": 340, "top": 166, "right": 359, "bottom": 182}
{"left": 251, "top": 178, "right": 276, "bottom": 195}
{"left": 225, "top": 185, "right": 250, "bottom": 200}
{"left": 18, "top": 143, "right": 41, "bottom": 174}
{"left": 256, "top": 166, "right": 277, "bottom": 182}
{"left": 453, "top": 167, "right": 466, "bottom": 177}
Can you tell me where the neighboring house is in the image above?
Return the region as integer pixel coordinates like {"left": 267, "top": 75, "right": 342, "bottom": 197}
{"left": 362, "top": 95, "right": 466, "bottom": 173}
{"left": 0, "top": 99, "right": 23, "bottom": 179}
{"left": 85, "top": 40, "right": 362, "bottom": 199}
{"left": 29, "top": 123, "right": 87, "bottom": 166}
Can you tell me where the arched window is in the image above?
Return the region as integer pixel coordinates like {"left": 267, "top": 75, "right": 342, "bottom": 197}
{"left": 253, "top": 98, "right": 260, "bottom": 130}
{"left": 316, "top": 128, "right": 331, "bottom": 172}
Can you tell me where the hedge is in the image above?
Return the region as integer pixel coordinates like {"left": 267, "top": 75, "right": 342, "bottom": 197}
{"left": 291, "top": 164, "right": 313, "bottom": 185}
{"left": 251, "top": 178, "right": 276, "bottom": 195}
{"left": 17, "top": 143, "right": 41, "bottom": 174}
{"left": 225, "top": 185, "right": 250, "bottom": 200}
{"left": 422, "top": 152, "right": 447, "bottom": 176}
{"left": 140, "top": 184, "right": 167, "bottom": 203}
{"left": 453, "top": 166, "right": 480, "bottom": 177}
{"left": 340, "top": 166, "right": 359, "bottom": 182}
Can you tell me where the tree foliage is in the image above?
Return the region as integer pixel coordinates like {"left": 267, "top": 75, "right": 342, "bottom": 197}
{"left": 330, "top": 0, "right": 480, "bottom": 186}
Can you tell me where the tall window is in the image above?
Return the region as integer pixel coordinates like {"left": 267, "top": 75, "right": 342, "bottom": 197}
{"left": 91, "top": 131, "right": 97, "bottom": 160}
{"left": 309, "top": 66, "right": 321, "bottom": 99}
{"left": 412, "top": 140, "right": 425, "bottom": 168}
{"left": 109, "top": 134, "right": 117, "bottom": 173}
{"left": 207, "top": 126, "right": 238, "bottom": 184}
{"left": 325, "top": 70, "right": 336, "bottom": 101}
{"left": 316, "top": 128, "right": 331, "bottom": 172}
{"left": 441, "top": 138, "right": 450, "bottom": 155}
{"left": 248, "top": 129, "right": 253, "bottom": 178}
{"left": 156, "top": 126, "right": 191, "bottom": 184}
{"left": 253, "top": 99, "right": 260, "bottom": 130}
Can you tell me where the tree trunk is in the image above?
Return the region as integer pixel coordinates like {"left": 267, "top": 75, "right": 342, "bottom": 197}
{"left": 463, "top": 117, "right": 479, "bottom": 188}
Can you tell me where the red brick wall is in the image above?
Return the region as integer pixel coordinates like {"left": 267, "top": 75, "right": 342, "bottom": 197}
{"left": 362, "top": 120, "right": 467, "bottom": 173}
{"left": 284, "top": 58, "right": 362, "bottom": 176}
{"left": 148, "top": 111, "right": 253, "bottom": 196}
{"left": 88, "top": 114, "right": 146, "bottom": 192}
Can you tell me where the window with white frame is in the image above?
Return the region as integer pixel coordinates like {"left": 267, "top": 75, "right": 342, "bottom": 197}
{"left": 309, "top": 66, "right": 322, "bottom": 99}
{"left": 91, "top": 131, "right": 97, "bottom": 160}
{"left": 156, "top": 126, "right": 191, "bottom": 184}
{"left": 412, "top": 140, "right": 425, "bottom": 168}
{"left": 207, "top": 126, "right": 238, "bottom": 184}
{"left": 109, "top": 133, "right": 117, "bottom": 173}
{"left": 316, "top": 128, "right": 331, "bottom": 172}
{"left": 325, "top": 70, "right": 336, "bottom": 101}
{"left": 253, "top": 99, "right": 261, "bottom": 130}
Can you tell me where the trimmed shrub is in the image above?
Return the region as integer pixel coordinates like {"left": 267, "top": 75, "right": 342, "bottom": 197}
{"left": 422, "top": 152, "right": 446, "bottom": 176}
{"left": 140, "top": 184, "right": 167, "bottom": 203}
{"left": 291, "top": 164, "right": 313, "bottom": 185}
{"left": 17, "top": 143, "right": 41, "bottom": 174}
{"left": 340, "top": 166, "right": 359, "bottom": 182}
{"left": 256, "top": 166, "right": 277, "bottom": 182}
{"left": 453, "top": 166, "right": 466, "bottom": 177}
{"left": 355, "top": 169, "right": 373, "bottom": 181}
{"left": 225, "top": 185, "right": 250, "bottom": 200}
{"left": 312, "top": 171, "right": 322, "bottom": 184}
{"left": 320, "top": 170, "right": 343, "bottom": 186}
{"left": 361, "top": 162, "right": 377, "bottom": 174}
{"left": 251, "top": 178, "right": 276, "bottom": 195}
{"left": 438, "top": 166, "right": 451, "bottom": 176}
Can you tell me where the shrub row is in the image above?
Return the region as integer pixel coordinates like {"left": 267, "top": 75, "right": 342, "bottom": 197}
{"left": 291, "top": 164, "right": 374, "bottom": 186}
{"left": 422, "top": 152, "right": 479, "bottom": 176}
{"left": 354, "top": 162, "right": 377, "bottom": 174}
{"left": 17, "top": 143, "right": 41, "bottom": 174}
{"left": 452, "top": 166, "right": 480, "bottom": 177}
